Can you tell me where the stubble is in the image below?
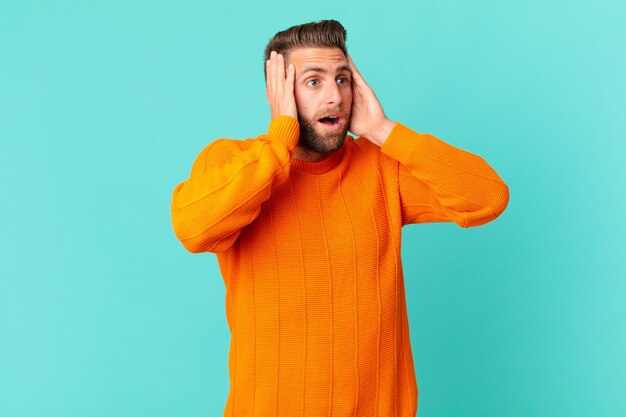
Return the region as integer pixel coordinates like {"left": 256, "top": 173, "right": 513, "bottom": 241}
{"left": 297, "top": 107, "right": 350, "bottom": 154}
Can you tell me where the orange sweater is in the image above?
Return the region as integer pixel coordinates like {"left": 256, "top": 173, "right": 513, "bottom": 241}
{"left": 171, "top": 116, "right": 509, "bottom": 416}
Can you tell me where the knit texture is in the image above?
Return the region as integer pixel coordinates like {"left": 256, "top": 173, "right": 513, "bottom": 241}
{"left": 171, "top": 116, "right": 509, "bottom": 416}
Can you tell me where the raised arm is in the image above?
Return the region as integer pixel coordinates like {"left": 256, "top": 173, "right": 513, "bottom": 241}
{"left": 170, "top": 51, "right": 299, "bottom": 253}
{"left": 347, "top": 54, "right": 509, "bottom": 227}
{"left": 382, "top": 124, "right": 509, "bottom": 227}
{"left": 170, "top": 117, "right": 299, "bottom": 253}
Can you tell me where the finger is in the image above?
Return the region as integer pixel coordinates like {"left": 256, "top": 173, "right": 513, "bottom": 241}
{"left": 269, "top": 51, "right": 277, "bottom": 93}
{"left": 347, "top": 53, "right": 361, "bottom": 78}
{"left": 265, "top": 59, "right": 271, "bottom": 99}
{"left": 285, "top": 63, "right": 295, "bottom": 96}
{"left": 277, "top": 53, "right": 285, "bottom": 88}
{"left": 347, "top": 53, "right": 368, "bottom": 87}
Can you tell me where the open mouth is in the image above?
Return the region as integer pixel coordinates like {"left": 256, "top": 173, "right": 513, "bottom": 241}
{"left": 318, "top": 116, "right": 341, "bottom": 126}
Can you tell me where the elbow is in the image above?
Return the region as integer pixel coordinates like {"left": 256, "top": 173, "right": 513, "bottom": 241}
{"left": 178, "top": 232, "right": 239, "bottom": 254}
{"left": 171, "top": 214, "right": 239, "bottom": 254}
{"left": 171, "top": 220, "right": 212, "bottom": 254}
{"left": 171, "top": 211, "right": 206, "bottom": 253}
{"left": 170, "top": 199, "right": 244, "bottom": 253}
{"left": 173, "top": 228, "right": 213, "bottom": 254}
{"left": 491, "top": 182, "right": 510, "bottom": 219}
{"left": 458, "top": 183, "right": 510, "bottom": 228}
{"left": 180, "top": 237, "right": 207, "bottom": 254}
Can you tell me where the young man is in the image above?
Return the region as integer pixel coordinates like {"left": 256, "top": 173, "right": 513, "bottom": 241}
{"left": 171, "top": 20, "right": 508, "bottom": 417}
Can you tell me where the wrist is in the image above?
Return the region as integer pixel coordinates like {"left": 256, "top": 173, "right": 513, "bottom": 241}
{"left": 268, "top": 116, "right": 300, "bottom": 151}
{"left": 368, "top": 119, "right": 395, "bottom": 146}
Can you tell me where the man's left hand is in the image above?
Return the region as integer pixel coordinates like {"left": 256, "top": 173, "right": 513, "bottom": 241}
{"left": 347, "top": 54, "right": 395, "bottom": 147}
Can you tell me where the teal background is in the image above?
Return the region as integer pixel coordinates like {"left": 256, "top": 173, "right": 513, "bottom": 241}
{"left": 1, "top": 0, "right": 624, "bottom": 415}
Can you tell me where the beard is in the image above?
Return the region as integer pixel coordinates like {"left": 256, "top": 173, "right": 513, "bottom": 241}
{"left": 297, "top": 106, "right": 350, "bottom": 154}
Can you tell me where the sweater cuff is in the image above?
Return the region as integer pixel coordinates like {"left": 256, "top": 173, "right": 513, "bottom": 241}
{"left": 268, "top": 116, "right": 300, "bottom": 152}
{"left": 380, "top": 122, "right": 421, "bottom": 165}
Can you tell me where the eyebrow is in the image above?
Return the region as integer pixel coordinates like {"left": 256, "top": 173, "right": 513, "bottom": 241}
{"left": 299, "top": 64, "right": 352, "bottom": 77}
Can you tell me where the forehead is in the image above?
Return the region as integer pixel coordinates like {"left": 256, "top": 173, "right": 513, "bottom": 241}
{"left": 287, "top": 47, "right": 349, "bottom": 71}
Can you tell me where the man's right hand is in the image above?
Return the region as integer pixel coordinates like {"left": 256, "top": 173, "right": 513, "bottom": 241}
{"left": 266, "top": 51, "right": 297, "bottom": 120}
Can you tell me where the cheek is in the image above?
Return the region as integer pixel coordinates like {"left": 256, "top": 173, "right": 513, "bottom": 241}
{"left": 294, "top": 90, "right": 314, "bottom": 117}
{"left": 343, "top": 89, "right": 353, "bottom": 109}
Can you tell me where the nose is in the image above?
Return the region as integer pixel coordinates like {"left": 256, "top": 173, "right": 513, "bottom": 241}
{"left": 324, "top": 81, "right": 343, "bottom": 105}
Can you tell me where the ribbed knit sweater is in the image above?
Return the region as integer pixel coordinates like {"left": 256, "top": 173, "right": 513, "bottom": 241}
{"left": 171, "top": 116, "right": 509, "bottom": 416}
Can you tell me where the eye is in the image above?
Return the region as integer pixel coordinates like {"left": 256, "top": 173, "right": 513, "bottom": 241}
{"left": 337, "top": 77, "right": 351, "bottom": 85}
{"left": 306, "top": 79, "right": 319, "bottom": 87}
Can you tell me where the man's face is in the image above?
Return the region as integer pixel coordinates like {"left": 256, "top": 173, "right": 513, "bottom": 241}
{"left": 286, "top": 47, "right": 353, "bottom": 154}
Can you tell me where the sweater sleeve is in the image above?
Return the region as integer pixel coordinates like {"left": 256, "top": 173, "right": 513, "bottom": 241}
{"left": 381, "top": 122, "right": 509, "bottom": 228}
{"left": 170, "top": 116, "right": 300, "bottom": 253}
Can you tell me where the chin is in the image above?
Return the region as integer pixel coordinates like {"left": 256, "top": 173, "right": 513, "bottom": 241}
{"left": 298, "top": 111, "right": 352, "bottom": 154}
{"left": 306, "top": 131, "right": 347, "bottom": 154}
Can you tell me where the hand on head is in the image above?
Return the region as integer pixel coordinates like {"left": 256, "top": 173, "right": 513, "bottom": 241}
{"left": 266, "top": 51, "right": 297, "bottom": 120}
{"left": 346, "top": 53, "right": 393, "bottom": 145}
{"left": 265, "top": 50, "right": 393, "bottom": 147}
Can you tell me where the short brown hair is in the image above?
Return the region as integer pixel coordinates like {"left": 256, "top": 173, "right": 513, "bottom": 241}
{"left": 264, "top": 20, "right": 347, "bottom": 78}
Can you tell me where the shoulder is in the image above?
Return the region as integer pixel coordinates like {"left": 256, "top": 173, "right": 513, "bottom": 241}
{"left": 350, "top": 136, "right": 398, "bottom": 170}
{"left": 190, "top": 136, "right": 258, "bottom": 171}
{"left": 203, "top": 136, "right": 258, "bottom": 153}
{"left": 350, "top": 136, "right": 380, "bottom": 157}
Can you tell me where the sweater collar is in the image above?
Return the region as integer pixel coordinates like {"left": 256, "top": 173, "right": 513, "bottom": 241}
{"left": 291, "top": 137, "right": 351, "bottom": 175}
